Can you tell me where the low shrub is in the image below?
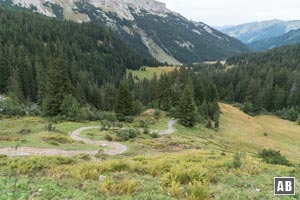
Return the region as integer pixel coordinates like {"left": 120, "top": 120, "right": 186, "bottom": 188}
{"left": 124, "top": 116, "right": 134, "bottom": 123}
{"left": 42, "top": 135, "right": 74, "bottom": 145}
{"left": 150, "top": 132, "right": 159, "bottom": 138}
{"left": 97, "top": 112, "right": 117, "bottom": 122}
{"left": 259, "top": 149, "right": 291, "bottom": 166}
{"left": 17, "top": 129, "right": 31, "bottom": 135}
{"left": 0, "top": 98, "right": 25, "bottom": 116}
{"left": 187, "top": 180, "right": 209, "bottom": 200}
{"left": 45, "top": 123, "right": 56, "bottom": 132}
{"left": 139, "top": 120, "right": 148, "bottom": 128}
{"left": 99, "top": 177, "right": 138, "bottom": 195}
{"left": 104, "top": 134, "right": 113, "bottom": 141}
{"left": 227, "top": 153, "right": 243, "bottom": 169}
{"left": 116, "top": 129, "right": 140, "bottom": 141}
{"left": 143, "top": 128, "right": 150, "bottom": 134}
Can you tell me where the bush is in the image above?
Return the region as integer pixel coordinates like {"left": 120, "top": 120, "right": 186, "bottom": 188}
{"left": 60, "top": 95, "right": 81, "bottom": 121}
{"left": 154, "top": 109, "right": 161, "bottom": 119}
{"left": 277, "top": 107, "right": 299, "bottom": 122}
{"left": 259, "top": 149, "right": 291, "bottom": 166}
{"left": 227, "top": 153, "right": 243, "bottom": 169}
{"left": 42, "top": 135, "right": 74, "bottom": 145}
{"left": 143, "top": 128, "right": 150, "bottom": 134}
{"left": 116, "top": 129, "right": 140, "bottom": 141}
{"left": 124, "top": 116, "right": 134, "bottom": 123}
{"left": 17, "top": 129, "right": 31, "bottom": 135}
{"left": 101, "top": 120, "right": 112, "bottom": 130}
{"left": 104, "top": 134, "right": 113, "bottom": 141}
{"left": 0, "top": 98, "right": 25, "bottom": 116}
{"left": 97, "top": 111, "right": 117, "bottom": 122}
{"left": 133, "top": 100, "right": 144, "bottom": 115}
{"left": 99, "top": 177, "right": 138, "bottom": 195}
{"left": 45, "top": 123, "right": 56, "bottom": 132}
{"left": 139, "top": 120, "right": 148, "bottom": 128}
{"left": 150, "top": 132, "right": 159, "bottom": 138}
{"left": 187, "top": 180, "right": 209, "bottom": 200}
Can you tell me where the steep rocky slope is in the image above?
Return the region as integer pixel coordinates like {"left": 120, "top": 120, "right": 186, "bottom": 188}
{"left": 1, "top": 0, "right": 249, "bottom": 64}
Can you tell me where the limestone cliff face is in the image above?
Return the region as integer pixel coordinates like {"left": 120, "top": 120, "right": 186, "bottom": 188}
{"left": 88, "top": 0, "right": 167, "bottom": 20}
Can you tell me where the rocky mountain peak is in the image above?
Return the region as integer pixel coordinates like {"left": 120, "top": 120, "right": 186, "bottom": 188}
{"left": 89, "top": 0, "right": 167, "bottom": 20}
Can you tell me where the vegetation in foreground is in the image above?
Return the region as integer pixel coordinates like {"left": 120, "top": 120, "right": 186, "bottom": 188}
{"left": 0, "top": 103, "right": 300, "bottom": 199}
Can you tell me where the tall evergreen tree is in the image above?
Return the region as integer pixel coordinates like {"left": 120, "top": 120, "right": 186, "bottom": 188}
{"left": 115, "top": 81, "right": 134, "bottom": 117}
{"left": 42, "top": 58, "right": 72, "bottom": 116}
{"left": 176, "top": 83, "right": 197, "bottom": 127}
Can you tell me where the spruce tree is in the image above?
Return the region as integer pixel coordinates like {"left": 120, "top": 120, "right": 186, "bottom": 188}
{"left": 176, "top": 84, "right": 197, "bottom": 127}
{"left": 42, "top": 58, "right": 72, "bottom": 116}
{"left": 115, "top": 81, "right": 134, "bottom": 117}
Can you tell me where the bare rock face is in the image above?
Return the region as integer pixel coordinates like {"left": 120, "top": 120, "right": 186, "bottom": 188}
{"left": 89, "top": 0, "right": 168, "bottom": 20}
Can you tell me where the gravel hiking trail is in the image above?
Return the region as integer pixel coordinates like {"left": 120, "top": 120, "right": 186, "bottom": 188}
{"left": 0, "top": 126, "right": 127, "bottom": 157}
{"left": 0, "top": 120, "right": 177, "bottom": 156}
{"left": 157, "top": 119, "right": 177, "bottom": 135}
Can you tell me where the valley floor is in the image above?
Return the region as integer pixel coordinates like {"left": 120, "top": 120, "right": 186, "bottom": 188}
{"left": 0, "top": 103, "right": 299, "bottom": 199}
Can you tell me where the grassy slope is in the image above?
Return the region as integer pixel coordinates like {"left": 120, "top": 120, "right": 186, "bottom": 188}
{"left": 216, "top": 103, "right": 300, "bottom": 162}
{"left": 127, "top": 66, "right": 177, "bottom": 80}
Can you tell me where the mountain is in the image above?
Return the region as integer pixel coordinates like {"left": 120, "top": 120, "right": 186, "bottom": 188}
{"left": 217, "top": 19, "right": 300, "bottom": 44}
{"left": 0, "top": 0, "right": 249, "bottom": 64}
{"left": 248, "top": 29, "right": 300, "bottom": 51}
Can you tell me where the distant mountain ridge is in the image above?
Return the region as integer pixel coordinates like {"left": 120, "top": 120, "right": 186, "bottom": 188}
{"left": 217, "top": 19, "right": 300, "bottom": 44}
{"left": 248, "top": 28, "right": 300, "bottom": 51}
{"left": 0, "top": 0, "right": 249, "bottom": 64}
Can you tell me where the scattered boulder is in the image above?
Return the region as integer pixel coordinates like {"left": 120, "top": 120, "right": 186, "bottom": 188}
{"left": 99, "top": 175, "right": 106, "bottom": 182}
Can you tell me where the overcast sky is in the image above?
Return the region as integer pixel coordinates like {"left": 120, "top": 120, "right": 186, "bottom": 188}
{"left": 159, "top": 0, "right": 300, "bottom": 26}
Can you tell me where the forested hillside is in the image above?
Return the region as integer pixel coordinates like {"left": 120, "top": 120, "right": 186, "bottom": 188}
{"left": 0, "top": 6, "right": 157, "bottom": 107}
{"left": 193, "top": 45, "right": 300, "bottom": 121}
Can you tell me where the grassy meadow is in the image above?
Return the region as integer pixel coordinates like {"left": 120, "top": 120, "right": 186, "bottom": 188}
{"left": 127, "top": 66, "right": 177, "bottom": 80}
{"left": 0, "top": 103, "right": 300, "bottom": 199}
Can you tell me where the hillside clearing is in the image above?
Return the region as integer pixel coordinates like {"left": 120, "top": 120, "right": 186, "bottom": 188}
{"left": 216, "top": 103, "right": 300, "bottom": 161}
{"left": 127, "top": 66, "right": 177, "bottom": 80}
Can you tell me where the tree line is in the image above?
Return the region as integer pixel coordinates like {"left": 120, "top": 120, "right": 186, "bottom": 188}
{"left": 192, "top": 45, "right": 300, "bottom": 122}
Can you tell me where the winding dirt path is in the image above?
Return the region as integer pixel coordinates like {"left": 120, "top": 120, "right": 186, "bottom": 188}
{"left": 0, "top": 120, "right": 177, "bottom": 157}
{"left": 158, "top": 119, "right": 177, "bottom": 135}
{"left": 0, "top": 126, "right": 127, "bottom": 157}
{"left": 70, "top": 126, "right": 128, "bottom": 156}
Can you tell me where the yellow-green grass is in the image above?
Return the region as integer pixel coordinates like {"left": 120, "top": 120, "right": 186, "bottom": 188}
{"left": 215, "top": 103, "right": 300, "bottom": 162}
{"left": 80, "top": 129, "right": 116, "bottom": 141}
{"left": 0, "top": 150, "right": 295, "bottom": 199}
{"left": 0, "top": 117, "right": 100, "bottom": 150}
{"left": 127, "top": 66, "right": 177, "bottom": 80}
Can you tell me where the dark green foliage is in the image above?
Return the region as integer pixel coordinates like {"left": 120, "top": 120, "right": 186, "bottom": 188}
{"left": 116, "top": 129, "right": 140, "bottom": 141}
{"left": 232, "top": 153, "right": 242, "bottom": 168}
{"left": 45, "top": 123, "right": 56, "bottom": 132}
{"left": 0, "top": 6, "right": 155, "bottom": 110}
{"left": 115, "top": 82, "right": 134, "bottom": 118}
{"left": 0, "top": 97, "right": 25, "bottom": 116}
{"left": 60, "top": 95, "right": 81, "bottom": 121}
{"left": 193, "top": 44, "right": 300, "bottom": 121}
{"left": 176, "top": 83, "right": 197, "bottom": 127}
{"left": 42, "top": 58, "right": 72, "bottom": 116}
{"left": 259, "top": 149, "right": 291, "bottom": 166}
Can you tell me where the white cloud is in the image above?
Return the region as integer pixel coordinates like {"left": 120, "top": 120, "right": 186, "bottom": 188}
{"left": 160, "top": 0, "right": 300, "bottom": 26}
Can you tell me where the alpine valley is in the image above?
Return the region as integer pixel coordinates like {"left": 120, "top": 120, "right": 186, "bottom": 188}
{"left": 0, "top": 0, "right": 249, "bottom": 64}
